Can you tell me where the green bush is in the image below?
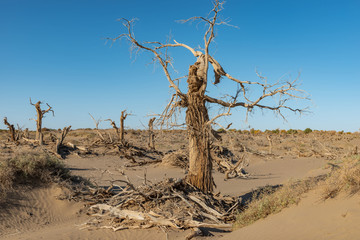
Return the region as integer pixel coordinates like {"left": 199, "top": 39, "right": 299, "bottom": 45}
{"left": 304, "top": 128, "right": 312, "bottom": 134}
{"left": 287, "top": 129, "right": 298, "bottom": 134}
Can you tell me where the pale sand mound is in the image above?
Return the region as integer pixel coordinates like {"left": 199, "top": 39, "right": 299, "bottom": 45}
{"left": 222, "top": 190, "right": 360, "bottom": 240}
{"left": 0, "top": 185, "right": 83, "bottom": 239}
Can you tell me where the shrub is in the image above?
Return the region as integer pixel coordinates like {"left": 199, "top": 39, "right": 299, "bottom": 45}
{"left": 271, "top": 129, "right": 280, "bottom": 134}
{"left": 217, "top": 128, "right": 226, "bottom": 133}
{"left": 287, "top": 129, "right": 298, "bottom": 134}
{"left": 304, "top": 128, "right": 312, "bottom": 134}
{"left": 0, "top": 152, "right": 70, "bottom": 188}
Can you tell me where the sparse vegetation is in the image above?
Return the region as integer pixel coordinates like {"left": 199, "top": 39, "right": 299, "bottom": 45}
{"left": 304, "top": 128, "right": 313, "bottom": 134}
{"left": 322, "top": 155, "right": 360, "bottom": 199}
{"left": 0, "top": 151, "right": 70, "bottom": 199}
{"left": 233, "top": 178, "right": 320, "bottom": 229}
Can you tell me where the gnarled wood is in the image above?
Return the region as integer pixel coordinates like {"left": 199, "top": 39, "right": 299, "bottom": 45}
{"left": 186, "top": 57, "right": 214, "bottom": 192}
{"left": 3, "top": 117, "right": 16, "bottom": 142}
{"left": 30, "top": 98, "right": 54, "bottom": 145}
{"left": 120, "top": 110, "right": 128, "bottom": 144}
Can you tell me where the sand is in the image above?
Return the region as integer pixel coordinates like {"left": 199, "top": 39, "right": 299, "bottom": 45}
{"left": 221, "top": 191, "right": 360, "bottom": 240}
{"left": 0, "top": 155, "right": 329, "bottom": 239}
{"left": 1, "top": 130, "right": 359, "bottom": 239}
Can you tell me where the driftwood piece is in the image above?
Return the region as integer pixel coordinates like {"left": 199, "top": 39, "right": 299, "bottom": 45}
{"left": 64, "top": 142, "right": 88, "bottom": 152}
{"left": 188, "top": 195, "right": 222, "bottom": 217}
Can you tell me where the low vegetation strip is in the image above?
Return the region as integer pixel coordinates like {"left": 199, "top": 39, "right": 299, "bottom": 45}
{"left": 234, "top": 154, "right": 360, "bottom": 230}
{"left": 322, "top": 155, "right": 360, "bottom": 199}
{"left": 233, "top": 177, "right": 321, "bottom": 229}
{"left": 0, "top": 151, "right": 70, "bottom": 200}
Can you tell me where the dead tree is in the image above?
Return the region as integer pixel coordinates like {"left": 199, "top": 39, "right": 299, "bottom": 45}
{"left": 29, "top": 98, "right": 54, "bottom": 145}
{"left": 111, "top": 0, "right": 309, "bottom": 192}
{"left": 89, "top": 113, "right": 106, "bottom": 142}
{"left": 3, "top": 117, "right": 17, "bottom": 142}
{"left": 148, "top": 117, "right": 156, "bottom": 150}
{"left": 56, "top": 126, "right": 71, "bottom": 155}
{"left": 105, "top": 118, "right": 120, "bottom": 141}
{"left": 120, "top": 110, "right": 128, "bottom": 144}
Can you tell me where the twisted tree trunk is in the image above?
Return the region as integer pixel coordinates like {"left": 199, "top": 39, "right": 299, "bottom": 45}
{"left": 185, "top": 59, "right": 214, "bottom": 192}
{"left": 35, "top": 102, "right": 44, "bottom": 144}
{"left": 120, "top": 110, "right": 128, "bottom": 144}
{"left": 3, "top": 117, "right": 16, "bottom": 142}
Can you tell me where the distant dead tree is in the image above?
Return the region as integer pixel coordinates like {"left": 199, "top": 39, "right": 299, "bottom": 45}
{"left": 105, "top": 118, "right": 119, "bottom": 140}
{"left": 148, "top": 117, "right": 156, "bottom": 150}
{"left": 3, "top": 117, "right": 17, "bottom": 142}
{"left": 110, "top": 0, "right": 309, "bottom": 192}
{"left": 89, "top": 113, "right": 106, "bottom": 142}
{"left": 56, "top": 125, "right": 71, "bottom": 155}
{"left": 120, "top": 110, "right": 128, "bottom": 144}
{"left": 105, "top": 110, "right": 129, "bottom": 145}
{"left": 29, "top": 98, "right": 54, "bottom": 145}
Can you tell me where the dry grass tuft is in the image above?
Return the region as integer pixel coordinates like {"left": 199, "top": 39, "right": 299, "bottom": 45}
{"left": 322, "top": 155, "right": 360, "bottom": 200}
{"left": 0, "top": 151, "right": 70, "bottom": 200}
{"left": 233, "top": 178, "right": 320, "bottom": 229}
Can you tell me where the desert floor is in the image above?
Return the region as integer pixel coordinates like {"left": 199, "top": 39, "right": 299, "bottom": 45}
{"left": 0, "top": 129, "right": 359, "bottom": 239}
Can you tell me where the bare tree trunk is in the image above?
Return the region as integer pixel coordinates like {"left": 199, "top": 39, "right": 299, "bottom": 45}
{"left": 148, "top": 117, "right": 156, "bottom": 150}
{"left": 185, "top": 61, "right": 214, "bottom": 193}
{"left": 30, "top": 99, "right": 53, "bottom": 145}
{"left": 34, "top": 101, "right": 43, "bottom": 143}
{"left": 3, "top": 117, "right": 16, "bottom": 142}
{"left": 120, "top": 110, "right": 128, "bottom": 144}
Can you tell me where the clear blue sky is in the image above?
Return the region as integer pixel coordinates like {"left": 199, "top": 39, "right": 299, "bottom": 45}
{"left": 1, "top": 0, "right": 359, "bottom": 131}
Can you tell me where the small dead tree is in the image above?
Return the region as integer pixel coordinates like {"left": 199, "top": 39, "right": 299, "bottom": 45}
{"left": 29, "top": 98, "right": 54, "bottom": 145}
{"left": 148, "top": 117, "right": 156, "bottom": 150}
{"left": 120, "top": 110, "right": 128, "bottom": 144}
{"left": 89, "top": 113, "right": 106, "bottom": 142}
{"left": 105, "top": 118, "right": 120, "bottom": 140}
{"left": 3, "top": 117, "right": 17, "bottom": 142}
{"left": 111, "top": 0, "right": 309, "bottom": 192}
{"left": 56, "top": 126, "right": 71, "bottom": 155}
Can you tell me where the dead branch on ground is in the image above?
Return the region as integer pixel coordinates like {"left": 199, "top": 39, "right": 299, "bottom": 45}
{"left": 79, "top": 177, "right": 239, "bottom": 232}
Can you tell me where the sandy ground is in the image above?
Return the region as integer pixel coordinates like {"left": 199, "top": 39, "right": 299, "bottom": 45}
{"left": 0, "top": 155, "right": 328, "bottom": 240}
{"left": 221, "top": 190, "right": 360, "bottom": 240}
{"left": 0, "top": 130, "right": 359, "bottom": 239}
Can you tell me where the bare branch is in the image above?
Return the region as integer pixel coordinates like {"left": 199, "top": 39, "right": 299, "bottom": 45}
{"left": 109, "top": 18, "right": 186, "bottom": 97}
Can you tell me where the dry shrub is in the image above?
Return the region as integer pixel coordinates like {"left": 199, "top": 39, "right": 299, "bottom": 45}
{"left": 0, "top": 151, "right": 69, "bottom": 195}
{"left": 161, "top": 151, "right": 188, "bottom": 168}
{"left": 322, "top": 155, "right": 360, "bottom": 200}
{"left": 233, "top": 178, "right": 319, "bottom": 229}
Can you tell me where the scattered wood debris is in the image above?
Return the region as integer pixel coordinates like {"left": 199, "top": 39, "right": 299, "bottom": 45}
{"left": 78, "top": 177, "right": 240, "bottom": 232}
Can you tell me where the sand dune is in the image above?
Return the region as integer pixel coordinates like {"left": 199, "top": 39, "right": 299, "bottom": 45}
{"left": 221, "top": 190, "right": 360, "bottom": 240}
